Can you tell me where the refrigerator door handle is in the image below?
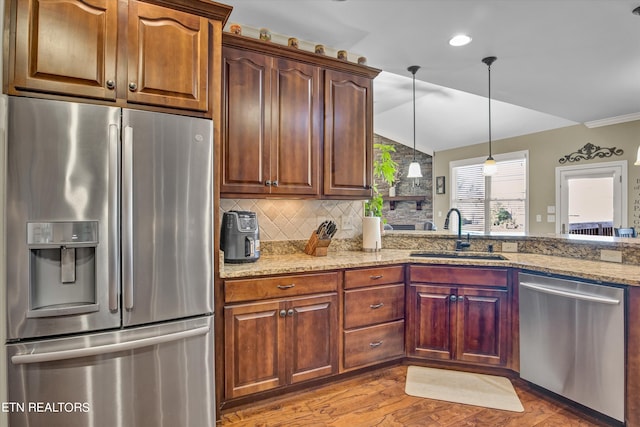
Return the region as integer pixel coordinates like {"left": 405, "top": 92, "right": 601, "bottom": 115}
{"left": 108, "top": 124, "right": 120, "bottom": 311}
{"left": 11, "top": 325, "right": 210, "bottom": 365}
{"left": 123, "top": 125, "right": 134, "bottom": 310}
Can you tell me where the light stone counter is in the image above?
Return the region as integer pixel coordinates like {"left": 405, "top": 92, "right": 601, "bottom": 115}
{"left": 220, "top": 249, "right": 640, "bottom": 286}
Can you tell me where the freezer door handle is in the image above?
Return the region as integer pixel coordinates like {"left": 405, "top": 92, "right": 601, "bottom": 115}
{"left": 123, "top": 126, "right": 134, "bottom": 310}
{"left": 109, "top": 124, "right": 120, "bottom": 311}
{"left": 11, "top": 325, "right": 209, "bottom": 365}
{"left": 520, "top": 282, "right": 621, "bottom": 304}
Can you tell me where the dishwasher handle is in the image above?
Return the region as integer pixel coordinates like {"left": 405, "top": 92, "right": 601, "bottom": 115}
{"left": 520, "top": 281, "right": 620, "bottom": 305}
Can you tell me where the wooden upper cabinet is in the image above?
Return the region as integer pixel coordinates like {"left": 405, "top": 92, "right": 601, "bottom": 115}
{"left": 221, "top": 47, "right": 271, "bottom": 195}
{"left": 127, "top": 0, "right": 209, "bottom": 111}
{"left": 324, "top": 69, "right": 373, "bottom": 198}
{"left": 12, "top": 0, "right": 118, "bottom": 100}
{"left": 221, "top": 46, "right": 321, "bottom": 196}
{"left": 9, "top": 0, "right": 231, "bottom": 113}
{"left": 270, "top": 58, "right": 321, "bottom": 196}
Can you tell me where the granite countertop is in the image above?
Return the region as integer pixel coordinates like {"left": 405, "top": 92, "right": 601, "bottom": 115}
{"left": 220, "top": 249, "right": 640, "bottom": 286}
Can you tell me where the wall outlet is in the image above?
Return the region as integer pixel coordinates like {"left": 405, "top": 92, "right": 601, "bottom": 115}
{"left": 600, "top": 249, "right": 622, "bottom": 263}
{"left": 501, "top": 242, "right": 518, "bottom": 253}
{"left": 341, "top": 215, "right": 354, "bottom": 230}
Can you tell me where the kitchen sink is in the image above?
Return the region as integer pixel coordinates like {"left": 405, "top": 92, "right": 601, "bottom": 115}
{"left": 409, "top": 251, "right": 507, "bottom": 260}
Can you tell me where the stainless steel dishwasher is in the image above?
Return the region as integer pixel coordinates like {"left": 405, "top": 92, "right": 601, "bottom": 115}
{"left": 519, "top": 272, "right": 625, "bottom": 422}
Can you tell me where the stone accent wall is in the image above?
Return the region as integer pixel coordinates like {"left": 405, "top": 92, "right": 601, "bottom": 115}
{"left": 373, "top": 134, "right": 434, "bottom": 229}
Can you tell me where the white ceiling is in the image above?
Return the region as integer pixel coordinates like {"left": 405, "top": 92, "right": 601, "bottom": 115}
{"left": 221, "top": 0, "right": 640, "bottom": 155}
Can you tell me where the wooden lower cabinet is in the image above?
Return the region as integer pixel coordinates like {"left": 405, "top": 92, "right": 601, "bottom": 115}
{"left": 224, "top": 293, "right": 338, "bottom": 399}
{"left": 408, "top": 266, "right": 510, "bottom": 367}
{"left": 342, "top": 266, "right": 406, "bottom": 370}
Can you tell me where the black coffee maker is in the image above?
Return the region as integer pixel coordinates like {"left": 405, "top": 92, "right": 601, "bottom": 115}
{"left": 220, "top": 211, "right": 260, "bottom": 263}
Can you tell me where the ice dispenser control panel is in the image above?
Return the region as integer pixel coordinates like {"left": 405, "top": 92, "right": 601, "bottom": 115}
{"left": 28, "top": 221, "right": 98, "bottom": 247}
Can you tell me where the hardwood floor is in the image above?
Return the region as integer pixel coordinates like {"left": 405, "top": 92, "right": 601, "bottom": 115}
{"left": 218, "top": 365, "right": 617, "bottom": 426}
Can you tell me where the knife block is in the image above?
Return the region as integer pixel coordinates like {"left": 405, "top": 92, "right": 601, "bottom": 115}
{"left": 304, "top": 232, "right": 331, "bottom": 256}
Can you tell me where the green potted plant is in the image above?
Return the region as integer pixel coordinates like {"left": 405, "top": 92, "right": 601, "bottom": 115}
{"left": 364, "top": 143, "right": 399, "bottom": 218}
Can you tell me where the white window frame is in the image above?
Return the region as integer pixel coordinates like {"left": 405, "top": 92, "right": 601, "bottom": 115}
{"left": 449, "top": 150, "right": 529, "bottom": 235}
{"left": 555, "top": 160, "right": 627, "bottom": 234}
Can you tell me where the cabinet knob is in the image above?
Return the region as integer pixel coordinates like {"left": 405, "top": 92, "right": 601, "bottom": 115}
{"left": 272, "top": 180, "right": 279, "bottom": 187}
{"left": 106, "top": 80, "right": 115, "bottom": 90}
{"left": 450, "top": 295, "right": 457, "bottom": 302}
{"left": 128, "top": 82, "right": 138, "bottom": 91}
{"left": 458, "top": 296, "right": 464, "bottom": 302}
{"left": 279, "top": 310, "right": 287, "bottom": 318}
{"left": 265, "top": 180, "right": 272, "bottom": 186}
{"left": 287, "top": 309, "right": 294, "bottom": 317}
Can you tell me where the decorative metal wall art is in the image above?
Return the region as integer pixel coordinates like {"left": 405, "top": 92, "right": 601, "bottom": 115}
{"left": 558, "top": 142, "right": 623, "bottom": 164}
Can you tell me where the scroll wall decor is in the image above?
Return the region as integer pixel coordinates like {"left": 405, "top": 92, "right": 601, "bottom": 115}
{"left": 558, "top": 142, "right": 623, "bottom": 164}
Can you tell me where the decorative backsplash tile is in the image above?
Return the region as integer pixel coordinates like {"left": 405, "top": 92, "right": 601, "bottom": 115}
{"left": 220, "top": 199, "right": 363, "bottom": 241}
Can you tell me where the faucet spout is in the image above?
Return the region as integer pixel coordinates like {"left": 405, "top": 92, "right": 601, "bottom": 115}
{"left": 444, "top": 208, "right": 471, "bottom": 251}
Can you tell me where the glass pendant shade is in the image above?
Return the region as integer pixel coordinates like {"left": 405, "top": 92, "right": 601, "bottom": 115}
{"left": 483, "top": 157, "right": 497, "bottom": 176}
{"left": 635, "top": 146, "right": 640, "bottom": 166}
{"left": 407, "top": 161, "right": 423, "bottom": 178}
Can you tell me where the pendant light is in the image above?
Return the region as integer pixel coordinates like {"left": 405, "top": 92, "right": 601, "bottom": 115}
{"left": 406, "top": 65, "right": 423, "bottom": 178}
{"left": 482, "top": 56, "right": 497, "bottom": 176}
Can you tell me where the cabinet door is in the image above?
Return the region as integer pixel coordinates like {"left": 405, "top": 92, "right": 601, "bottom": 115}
{"left": 323, "top": 69, "right": 373, "bottom": 198}
{"left": 456, "top": 288, "right": 508, "bottom": 366}
{"left": 221, "top": 47, "right": 271, "bottom": 195}
{"left": 127, "top": 0, "right": 209, "bottom": 111}
{"left": 12, "top": 0, "right": 117, "bottom": 99}
{"left": 270, "top": 58, "right": 321, "bottom": 196}
{"left": 409, "top": 285, "right": 455, "bottom": 360}
{"left": 224, "top": 300, "right": 286, "bottom": 399}
{"left": 287, "top": 294, "right": 338, "bottom": 384}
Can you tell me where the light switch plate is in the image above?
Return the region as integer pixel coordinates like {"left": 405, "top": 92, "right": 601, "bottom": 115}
{"left": 501, "top": 242, "right": 518, "bottom": 252}
{"left": 601, "top": 250, "right": 622, "bottom": 263}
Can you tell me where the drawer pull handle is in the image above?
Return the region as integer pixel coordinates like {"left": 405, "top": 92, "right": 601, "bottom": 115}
{"left": 370, "top": 302, "right": 384, "bottom": 309}
{"left": 277, "top": 284, "right": 296, "bottom": 290}
{"left": 369, "top": 341, "right": 383, "bottom": 348}
{"left": 370, "top": 275, "right": 384, "bottom": 280}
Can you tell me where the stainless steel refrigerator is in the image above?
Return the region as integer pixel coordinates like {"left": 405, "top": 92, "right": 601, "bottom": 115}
{"left": 5, "top": 96, "right": 215, "bottom": 427}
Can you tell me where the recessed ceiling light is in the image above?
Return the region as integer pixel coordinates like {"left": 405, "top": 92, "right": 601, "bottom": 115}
{"left": 449, "top": 34, "right": 472, "bottom": 47}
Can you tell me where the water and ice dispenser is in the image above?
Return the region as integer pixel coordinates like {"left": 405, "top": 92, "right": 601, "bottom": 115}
{"left": 27, "top": 221, "right": 99, "bottom": 318}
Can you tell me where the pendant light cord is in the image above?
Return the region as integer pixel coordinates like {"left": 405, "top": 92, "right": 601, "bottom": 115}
{"left": 482, "top": 56, "right": 497, "bottom": 159}
{"left": 488, "top": 62, "right": 492, "bottom": 158}
{"left": 412, "top": 70, "right": 416, "bottom": 161}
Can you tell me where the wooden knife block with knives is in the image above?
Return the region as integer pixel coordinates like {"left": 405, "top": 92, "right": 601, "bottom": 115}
{"left": 304, "top": 220, "right": 337, "bottom": 256}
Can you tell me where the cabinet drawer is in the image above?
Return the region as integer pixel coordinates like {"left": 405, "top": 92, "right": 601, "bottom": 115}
{"left": 410, "top": 265, "right": 508, "bottom": 287}
{"left": 344, "top": 320, "right": 405, "bottom": 369}
{"left": 344, "top": 265, "right": 405, "bottom": 289}
{"left": 344, "top": 284, "right": 405, "bottom": 329}
{"left": 224, "top": 272, "right": 339, "bottom": 303}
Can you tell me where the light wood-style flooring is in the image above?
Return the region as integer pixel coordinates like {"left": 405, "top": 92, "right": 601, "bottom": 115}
{"left": 219, "top": 365, "right": 617, "bottom": 426}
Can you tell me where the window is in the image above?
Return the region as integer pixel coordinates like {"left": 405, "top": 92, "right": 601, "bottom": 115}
{"left": 450, "top": 151, "right": 528, "bottom": 235}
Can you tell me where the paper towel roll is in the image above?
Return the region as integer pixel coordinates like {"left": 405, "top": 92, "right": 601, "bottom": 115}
{"left": 362, "top": 216, "right": 382, "bottom": 252}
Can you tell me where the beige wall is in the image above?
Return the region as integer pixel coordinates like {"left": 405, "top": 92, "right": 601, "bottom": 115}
{"left": 433, "top": 120, "right": 640, "bottom": 234}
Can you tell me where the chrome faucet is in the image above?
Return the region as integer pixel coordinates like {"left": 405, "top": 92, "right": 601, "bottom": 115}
{"left": 443, "top": 208, "right": 471, "bottom": 251}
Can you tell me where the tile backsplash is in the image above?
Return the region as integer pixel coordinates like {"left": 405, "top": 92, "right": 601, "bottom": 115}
{"left": 220, "top": 199, "right": 363, "bottom": 241}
